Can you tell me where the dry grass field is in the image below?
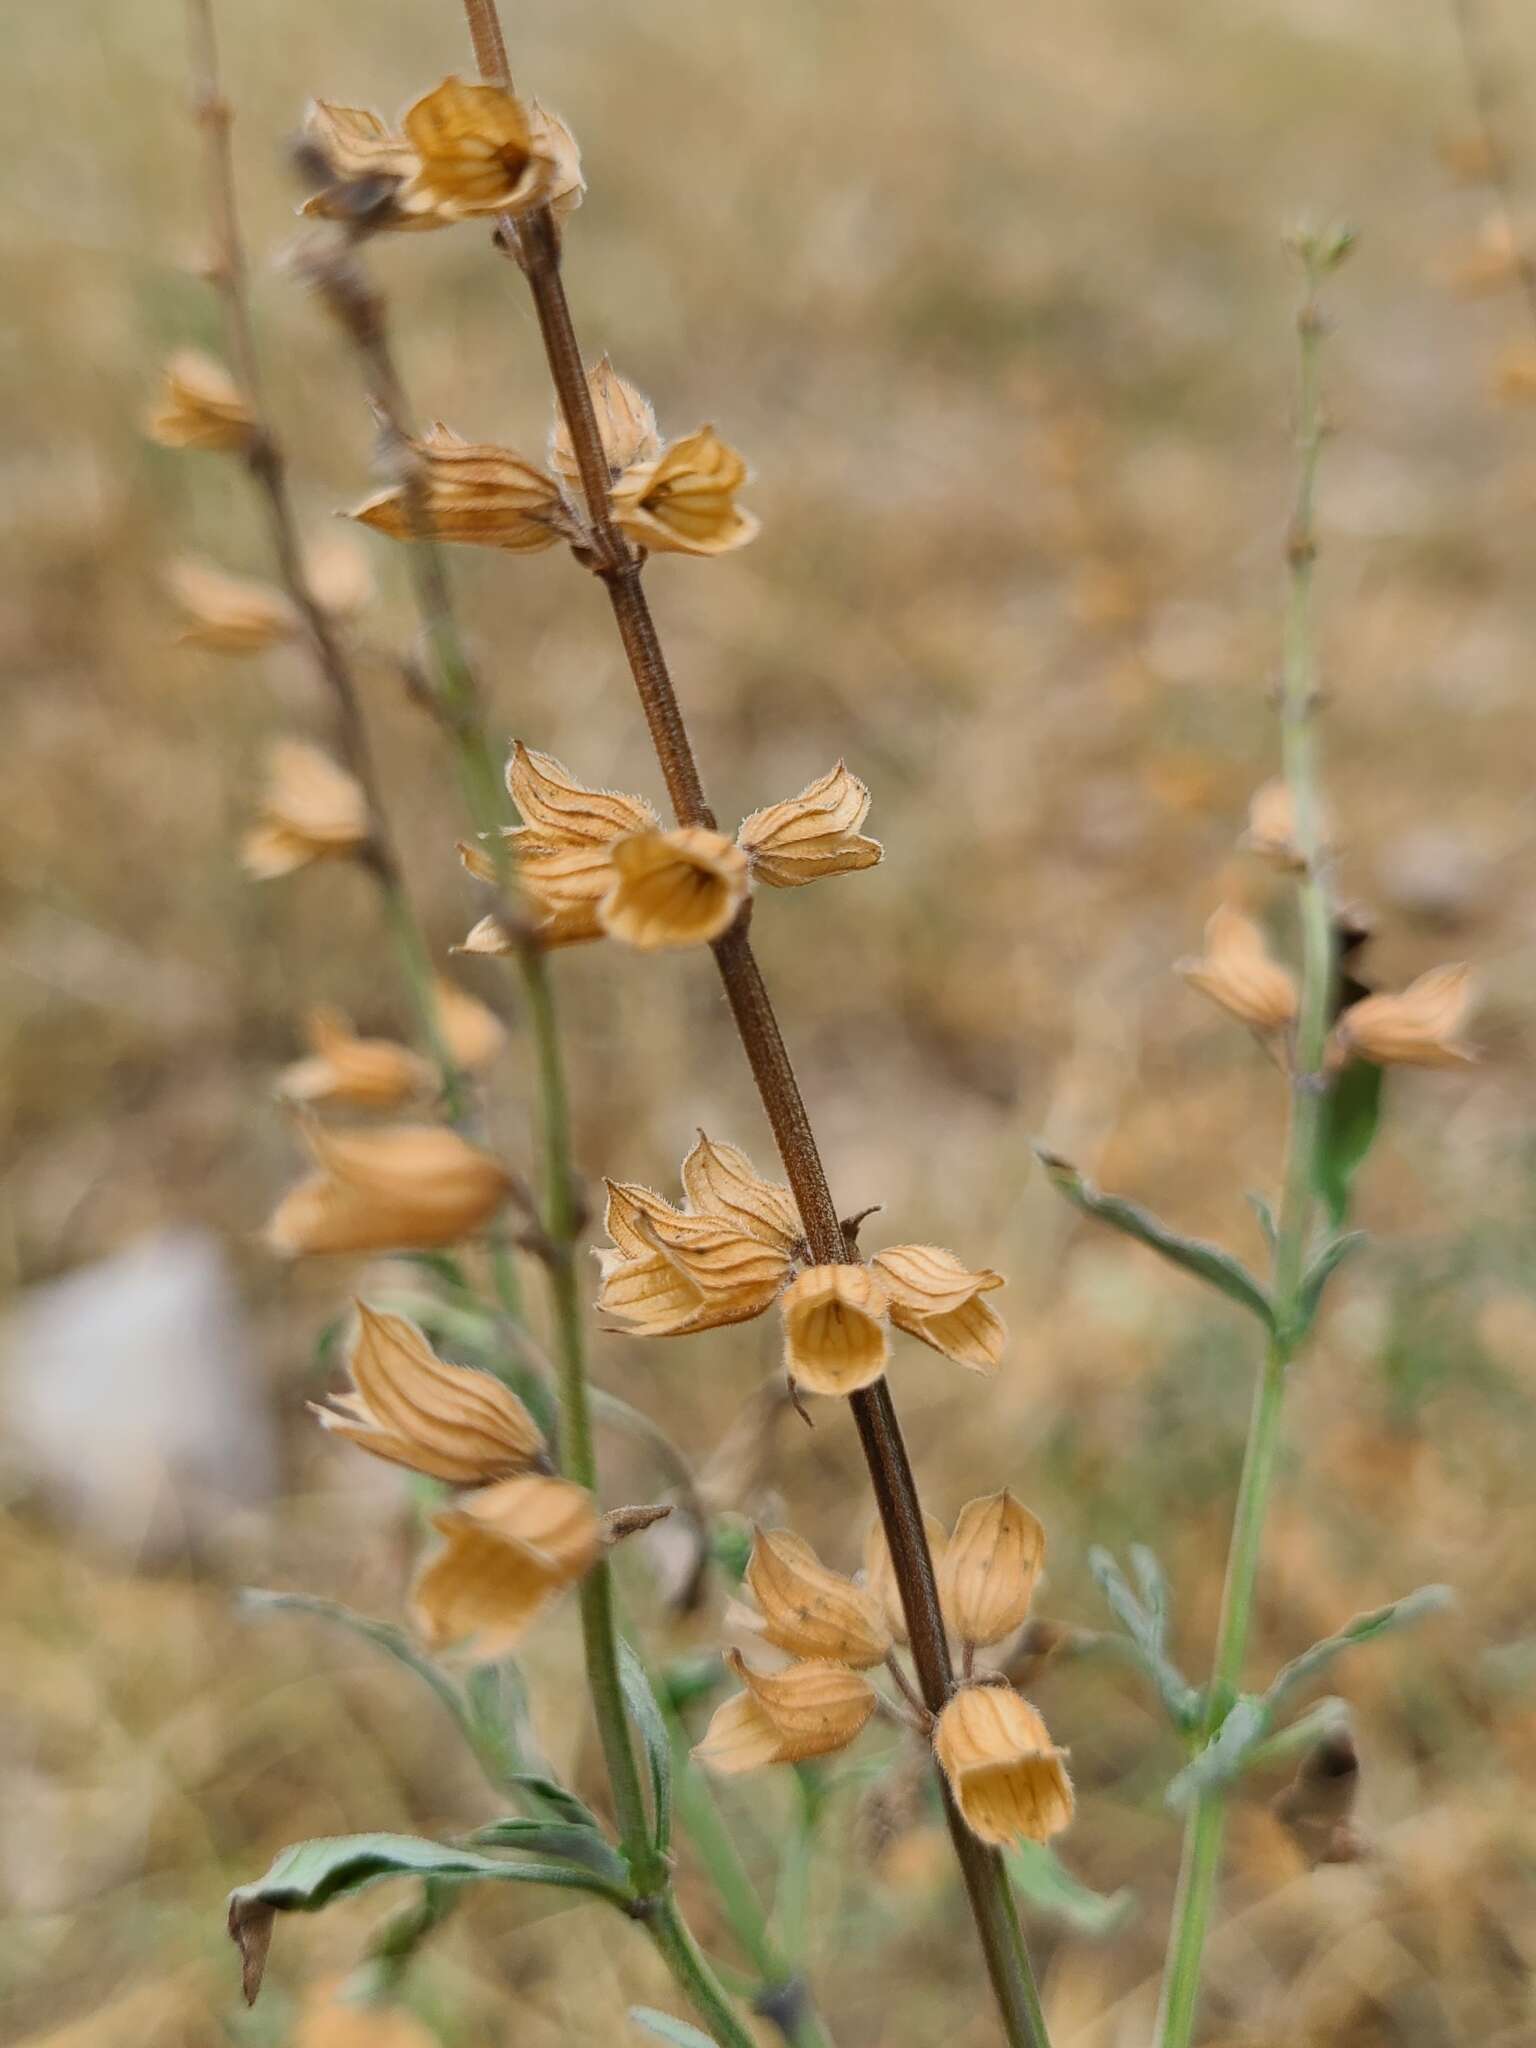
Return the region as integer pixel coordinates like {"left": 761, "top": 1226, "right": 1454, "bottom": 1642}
{"left": 5, "top": 0, "right": 1536, "bottom": 2042}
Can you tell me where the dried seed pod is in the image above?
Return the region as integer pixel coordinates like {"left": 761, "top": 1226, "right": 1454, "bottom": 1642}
{"left": 242, "top": 739, "right": 370, "bottom": 879}
{"left": 596, "top": 1180, "right": 791, "bottom": 1336}
{"left": 550, "top": 356, "right": 660, "bottom": 493}
{"left": 506, "top": 742, "right": 659, "bottom": 846}
{"left": 938, "top": 1491, "right": 1046, "bottom": 1649}
{"left": 934, "top": 1685, "right": 1073, "bottom": 1847}
{"left": 599, "top": 828, "right": 751, "bottom": 949}
{"left": 693, "top": 1652, "right": 877, "bottom": 1773}
{"left": 611, "top": 425, "right": 759, "bottom": 556}
{"left": 349, "top": 425, "right": 568, "bottom": 553}
{"left": 780, "top": 1265, "right": 890, "bottom": 1396}
{"left": 744, "top": 1527, "right": 891, "bottom": 1667}
{"left": 527, "top": 102, "right": 584, "bottom": 226}
{"left": 461, "top": 1473, "right": 603, "bottom": 1579}
{"left": 265, "top": 1119, "right": 514, "bottom": 1255}
{"left": 312, "top": 1302, "right": 543, "bottom": 1482}
{"left": 411, "top": 1477, "right": 598, "bottom": 1661}
{"left": 167, "top": 557, "right": 297, "bottom": 653}
{"left": 736, "top": 763, "right": 883, "bottom": 889}
{"left": 279, "top": 1005, "right": 434, "bottom": 1109}
{"left": 147, "top": 348, "right": 254, "bottom": 452}
{"left": 870, "top": 1243, "right": 1006, "bottom": 1374}
{"left": 1177, "top": 905, "right": 1299, "bottom": 1034}
{"left": 863, "top": 1511, "right": 949, "bottom": 1645}
{"left": 1334, "top": 963, "right": 1476, "bottom": 1068}
{"left": 454, "top": 913, "right": 517, "bottom": 957}
{"left": 397, "top": 77, "right": 546, "bottom": 221}
{"left": 680, "top": 1132, "right": 802, "bottom": 1252}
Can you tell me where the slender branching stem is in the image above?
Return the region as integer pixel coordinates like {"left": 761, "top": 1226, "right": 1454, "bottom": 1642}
{"left": 183, "top": 0, "right": 464, "bottom": 1114}
{"left": 1154, "top": 245, "right": 1340, "bottom": 2048}
{"left": 451, "top": 10, "right": 1050, "bottom": 2042}
{"left": 1447, "top": 0, "right": 1536, "bottom": 341}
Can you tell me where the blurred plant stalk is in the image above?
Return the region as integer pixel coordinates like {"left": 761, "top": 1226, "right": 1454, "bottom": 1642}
{"left": 1154, "top": 232, "right": 1345, "bottom": 2048}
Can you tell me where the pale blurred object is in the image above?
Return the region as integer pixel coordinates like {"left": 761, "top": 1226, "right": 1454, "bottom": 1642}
{"left": 2, "top": 1228, "right": 275, "bottom": 1563}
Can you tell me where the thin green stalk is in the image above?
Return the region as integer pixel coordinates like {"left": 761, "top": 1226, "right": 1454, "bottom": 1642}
{"left": 1154, "top": 237, "right": 1344, "bottom": 2048}
{"left": 649, "top": 1893, "right": 767, "bottom": 2048}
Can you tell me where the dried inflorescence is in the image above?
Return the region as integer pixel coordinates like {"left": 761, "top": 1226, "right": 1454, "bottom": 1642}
{"left": 458, "top": 745, "right": 879, "bottom": 952}
{"left": 147, "top": 347, "right": 255, "bottom": 452}
{"left": 933, "top": 1684, "right": 1073, "bottom": 1848}
{"left": 1333, "top": 961, "right": 1476, "bottom": 1069}
{"left": 242, "top": 738, "right": 371, "bottom": 879}
{"left": 865, "top": 1491, "right": 1045, "bottom": 1654}
{"left": 1178, "top": 905, "right": 1299, "bottom": 1038}
{"left": 594, "top": 1132, "right": 1005, "bottom": 1390}
{"left": 265, "top": 1117, "right": 515, "bottom": 1255}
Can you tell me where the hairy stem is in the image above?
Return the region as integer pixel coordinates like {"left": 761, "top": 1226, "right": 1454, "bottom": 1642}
{"left": 453, "top": 12, "right": 1049, "bottom": 2041}
{"left": 1154, "top": 245, "right": 1340, "bottom": 2048}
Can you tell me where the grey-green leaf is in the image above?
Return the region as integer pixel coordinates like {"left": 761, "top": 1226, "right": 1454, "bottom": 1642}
{"left": 619, "top": 1639, "right": 673, "bottom": 1857}
{"left": 630, "top": 2009, "right": 719, "bottom": 2047}
{"left": 1313, "top": 1057, "right": 1384, "bottom": 1229}
{"left": 1035, "top": 1149, "right": 1274, "bottom": 1328}
{"left": 228, "top": 1832, "right": 632, "bottom": 2004}
{"left": 1165, "top": 1696, "right": 1271, "bottom": 1810}
{"left": 466, "top": 1817, "right": 629, "bottom": 1889}
{"left": 1005, "top": 1842, "right": 1135, "bottom": 1938}
{"left": 1266, "top": 1585, "right": 1453, "bottom": 1720}
{"left": 1290, "top": 1231, "right": 1367, "bottom": 1344}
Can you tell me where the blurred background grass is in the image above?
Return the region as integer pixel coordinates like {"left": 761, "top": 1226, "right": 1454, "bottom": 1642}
{"left": 5, "top": 0, "right": 1536, "bottom": 2041}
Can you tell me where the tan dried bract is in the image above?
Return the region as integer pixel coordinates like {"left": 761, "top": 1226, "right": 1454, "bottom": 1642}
{"left": 167, "top": 558, "right": 297, "bottom": 653}
{"left": 680, "top": 1132, "right": 802, "bottom": 1253}
{"left": 1178, "top": 905, "right": 1298, "bottom": 1035}
{"left": 550, "top": 356, "right": 660, "bottom": 493}
{"left": 599, "top": 828, "right": 751, "bottom": 950}
{"left": 312, "top": 1302, "right": 543, "bottom": 1483}
{"left": 693, "top": 1651, "right": 876, "bottom": 1774}
{"left": 528, "top": 102, "right": 585, "bottom": 227}
{"left": 870, "top": 1243, "right": 1006, "bottom": 1374}
{"left": 863, "top": 1511, "right": 949, "bottom": 1646}
{"left": 939, "top": 1491, "right": 1046, "bottom": 1649}
{"left": 742, "top": 1527, "right": 891, "bottom": 1667}
{"left": 1335, "top": 962, "right": 1476, "bottom": 1069}
{"left": 454, "top": 912, "right": 517, "bottom": 957}
{"left": 265, "top": 1118, "right": 514, "bottom": 1255}
{"left": 780, "top": 1264, "right": 891, "bottom": 1397}
{"left": 737, "top": 762, "right": 883, "bottom": 889}
{"left": 1240, "top": 778, "right": 1325, "bottom": 872}
{"left": 934, "top": 1685, "right": 1074, "bottom": 1847}
{"left": 279, "top": 1004, "right": 433, "bottom": 1109}
{"left": 596, "top": 1179, "right": 792, "bottom": 1336}
{"left": 398, "top": 78, "right": 547, "bottom": 222}
{"left": 241, "top": 739, "right": 370, "bottom": 879}
{"left": 411, "top": 1476, "right": 599, "bottom": 1662}
{"left": 147, "top": 349, "right": 254, "bottom": 453}
{"left": 349, "top": 425, "right": 568, "bottom": 554}
{"left": 612, "top": 425, "right": 759, "bottom": 556}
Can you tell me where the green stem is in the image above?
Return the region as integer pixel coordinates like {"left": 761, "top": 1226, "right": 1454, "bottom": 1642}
{"left": 648, "top": 1893, "right": 762, "bottom": 2048}
{"left": 1154, "top": 242, "right": 1342, "bottom": 2048}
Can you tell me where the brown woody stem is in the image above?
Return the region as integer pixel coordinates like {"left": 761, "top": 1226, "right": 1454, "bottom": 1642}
{"left": 457, "top": 10, "right": 1050, "bottom": 2041}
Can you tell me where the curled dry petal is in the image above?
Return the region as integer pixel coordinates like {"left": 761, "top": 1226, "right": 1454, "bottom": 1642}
{"left": 870, "top": 1243, "right": 1006, "bottom": 1374}
{"left": 349, "top": 426, "right": 568, "bottom": 553}
{"left": 1335, "top": 963, "right": 1476, "bottom": 1069}
{"left": 939, "top": 1491, "right": 1046, "bottom": 1649}
{"left": 680, "top": 1132, "right": 802, "bottom": 1252}
{"left": 528, "top": 101, "right": 584, "bottom": 227}
{"left": 461, "top": 1473, "right": 603, "bottom": 1579}
{"left": 934, "top": 1685, "right": 1074, "bottom": 1847}
{"left": 241, "top": 739, "right": 370, "bottom": 879}
{"left": 312, "top": 1302, "right": 543, "bottom": 1483}
{"left": 304, "top": 100, "right": 417, "bottom": 183}
{"left": 167, "top": 558, "right": 297, "bottom": 653}
{"left": 745, "top": 1527, "right": 891, "bottom": 1667}
{"left": 780, "top": 1264, "right": 890, "bottom": 1396}
{"left": 863, "top": 1511, "right": 949, "bottom": 1645}
{"left": 599, "top": 828, "right": 751, "bottom": 949}
{"left": 1177, "top": 905, "right": 1298, "bottom": 1034}
{"left": 265, "top": 1119, "right": 514, "bottom": 1255}
{"left": 612, "top": 425, "right": 759, "bottom": 556}
{"left": 278, "top": 1004, "right": 433, "bottom": 1109}
{"left": 433, "top": 976, "right": 505, "bottom": 1071}
{"left": 454, "top": 912, "right": 517, "bottom": 957}
{"left": 596, "top": 1179, "right": 792, "bottom": 1336}
{"left": 147, "top": 348, "right": 254, "bottom": 452}
{"left": 506, "top": 742, "right": 659, "bottom": 847}
{"left": 737, "top": 763, "right": 883, "bottom": 889}
{"left": 693, "top": 1651, "right": 876, "bottom": 1773}
{"left": 550, "top": 356, "right": 660, "bottom": 494}
{"left": 398, "top": 77, "right": 546, "bottom": 221}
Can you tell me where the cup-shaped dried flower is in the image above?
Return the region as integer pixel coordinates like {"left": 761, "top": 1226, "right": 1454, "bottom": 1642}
{"left": 1178, "top": 905, "right": 1298, "bottom": 1035}
{"left": 312, "top": 1303, "right": 544, "bottom": 1483}
{"left": 265, "top": 1119, "right": 514, "bottom": 1255}
{"left": 279, "top": 1005, "right": 433, "bottom": 1109}
{"left": 680, "top": 1131, "right": 802, "bottom": 1253}
{"left": 938, "top": 1492, "right": 1046, "bottom": 1650}
{"left": 596, "top": 1180, "right": 792, "bottom": 1336}
{"left": 350, "top": 426, "right": 569, "bottom": 553}
{"left": 864, "top": 1512, "right": 949, "bottom": 1645}
{"left": 242, "top": 739, "right": 370, "bottom": 880}
{"left": 739, "top": 1527, "right": 891, "bottom": 1667}
{"left": 527, "top": 102, "right": 584, "bottom": 226}
{"left": 474, "top": 745, "right": 659, "bottom": 948}
{"left": 412, "top": 1475, "right": 600, "bottom": 1661}
{"left": 147, "top": 348, "right": 254, "bottom": 452}
{"left": 611, "top": 426, "right": 759, "bottom": 556}
{"left": 934, "top": 1685, "right": 1074, "bottom": 1847}
{"left": 693, "top": 1651, "right": 877, "bottom": 1774}
{"left": 398, "top": 78, "right": 549, "bottom": 222}
{"left": 780, "top": 1264, "right": 891, "bottom": 1397}
{"left": 598, "top": 828, "right": 751, "bottom": 950}
{"left": 869, "top": 1243, "right": 1006, "bottom": 1374}
{"left": 1334, "top": 962, "right": 1476, "bottom": 1069}
{"left": 167, "top": 558, "right": 297, "bottom": 653}
{"left": 550, "top": 356, "right": 660, "bottom": 494}
{"left": 736, "top": 763, "right": 883, "bottom": 888}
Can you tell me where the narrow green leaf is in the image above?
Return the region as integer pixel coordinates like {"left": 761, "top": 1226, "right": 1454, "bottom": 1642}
{"left": 1035, "top": 1149, "right": 1274, "bottom": 1327}
{"left": 238, "top": 1591, "right": 470, "bottom": 1748}
{"left": 466, "top": 1817, "right": 629, "bottom": 1888}
{"left": 1312, "top": 1058, "right": 1385, "bottom": 1229}
{"left": 228, "top": 1832, "right": 631, "bottom": 2003}
{"left": 1128, "top": 1544, "right": 1171, "bottom": 1651}
{"left": 630, "top": 2009, "right": 718, "bottom": 2048}
{"left": 1087, "top": 1548, "right": 1202, "bottom": 1732}
{"left": 1005, "top": 1842, "right": 1135, "bottom": 1938}
{"left": 1266, "top": 1585, "right": 1453, "bottom": 1719}
{"left": 1165, "top": 1696, "right": 1270, "bottom": 1810}
{"left": 619, "top": 1639, "right": 673, "bottom": 1856}
{"left": 1246, "top": 1191, "right": 1278, "bottom": 1256}
{"left": 1290, "top": 1231, "right": 1367, "bottom": 1343}
{"left": 500, "top": 1772, "right": 608, "bottom": 1832}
